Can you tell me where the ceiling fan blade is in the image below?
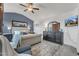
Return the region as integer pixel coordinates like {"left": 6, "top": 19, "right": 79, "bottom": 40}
{"left": 28, "top": 3, "right": 33, "bottom": 6}
{"left": 33, "top": 8, "right": 39, "bottom": 10}
{"left": 19, "top": 4, "right": 27, "bottom": 7}
{"left": 32, "top": 10, "right": 34, "bottom": 14}
{"left": 24, "top": 9, "right": 28, "bottom": 11}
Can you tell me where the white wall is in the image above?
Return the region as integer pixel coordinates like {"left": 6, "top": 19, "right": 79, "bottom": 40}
{"left": 34, "top": 23, "right": 45, "bottom": 34}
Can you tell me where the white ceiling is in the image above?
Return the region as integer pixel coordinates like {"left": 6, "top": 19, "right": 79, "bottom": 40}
{"left": 4, "top": 3, "right": 79, "bottom": 24}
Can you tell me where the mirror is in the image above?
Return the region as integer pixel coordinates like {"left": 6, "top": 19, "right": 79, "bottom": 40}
{"left": 48, "top": 21, "right": 60, "bottom": 32}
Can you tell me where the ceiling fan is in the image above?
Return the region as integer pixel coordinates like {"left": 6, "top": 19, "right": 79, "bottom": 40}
{"left": 19, "top": 3, "right": 39, "bottom": 14}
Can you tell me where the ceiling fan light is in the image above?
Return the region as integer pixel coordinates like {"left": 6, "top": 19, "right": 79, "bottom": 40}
{"left": 28, "top": 8, "right": 33, "bottom": 11}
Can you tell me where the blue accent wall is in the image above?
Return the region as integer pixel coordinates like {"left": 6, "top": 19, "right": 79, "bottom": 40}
{"left": 3, "top": 12, "right": 34, "bottom": 33}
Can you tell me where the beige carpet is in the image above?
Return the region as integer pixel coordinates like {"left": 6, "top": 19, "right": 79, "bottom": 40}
{"left": 31, "top": 40, "right": 77, "bottom": 56}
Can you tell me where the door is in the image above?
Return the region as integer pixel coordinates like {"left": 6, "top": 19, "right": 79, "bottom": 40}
{"left": 0, "top": 3, "right": 3, "bottom": 33}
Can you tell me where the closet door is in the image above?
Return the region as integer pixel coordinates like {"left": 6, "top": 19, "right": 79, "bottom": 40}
{"left": 0, "top": 3, "right": 3, "bottom": 33}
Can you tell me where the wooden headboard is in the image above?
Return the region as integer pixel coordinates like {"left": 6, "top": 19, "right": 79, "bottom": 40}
{"left": 12, "top": 27, "right": 30, "bottom": 33}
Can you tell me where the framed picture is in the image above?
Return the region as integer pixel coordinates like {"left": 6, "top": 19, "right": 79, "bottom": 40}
{"left": 12, "top": 20, "right": 28, "bottom": 27}
{"left": 65, "top": 16, "right": 78, "bottom": 27}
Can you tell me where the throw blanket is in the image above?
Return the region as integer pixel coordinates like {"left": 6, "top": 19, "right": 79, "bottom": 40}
{"left": 0, "top": 35, "right": 17, "bottom": 56}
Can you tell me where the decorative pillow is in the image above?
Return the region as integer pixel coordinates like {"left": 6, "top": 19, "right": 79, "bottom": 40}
{"left": 3, "top": 34, "right": 13, "bottom": 42}
{"left": 15, "top": 45, "right": 31, "bottom": 53}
